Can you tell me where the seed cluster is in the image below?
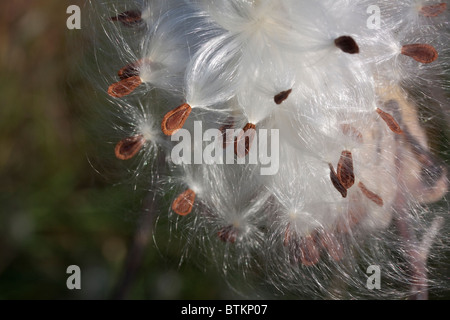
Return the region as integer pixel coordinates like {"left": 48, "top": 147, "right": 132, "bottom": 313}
{"left": 92, "top": 0, "right": 449, "bottom": 299}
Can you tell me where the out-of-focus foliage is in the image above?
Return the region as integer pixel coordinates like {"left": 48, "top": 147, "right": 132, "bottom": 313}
{"left": 0, "top": 0, "right": 230, "bottom": 300}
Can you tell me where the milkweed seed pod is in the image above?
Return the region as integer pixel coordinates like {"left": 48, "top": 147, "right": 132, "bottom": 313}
{"left": 87, "top": 0, "right": 449, "bottom": 299}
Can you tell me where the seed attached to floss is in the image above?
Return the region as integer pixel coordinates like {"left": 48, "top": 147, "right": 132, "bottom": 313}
{"left": 161, "top": 103, "right": 192, "bottom": 136}
{"left": 358, "top": 182, "right": 384, "bottom": 207}
{"left": 234, "top": 123, "right": 256, "bottom": 157}
{"left": 419, "top": 3, "right": 447, "bottom": 17}
{"left": 217, "top": 225, "right": 238, "bottom": 243}
{"left": 115, "top": 134, "right": 145, "bottom": 160}
{"left": 337, "top": 150, "right": 355, "bottom": 190}
{"left": 376, "top": 108, "right": 403, "bottom": 134}
{"left": 329, "top": 163, "right": 347, "bottom": 198}
{"left": 401, "top": 44, "right": 438, "bottom": 64}
{"left": 108, "top": 76, "right": 142, "bottom": 98}
{"left": 110, "top": 10, "right": 142, "bottom": 27}
{"left": 172, "top": 189, "right": 196, "bottom": 216}
{"left": 118, "top": 59, "right": 146, "bottom": 80}
{"left": 274, "top": 89, "right": 292, "bottom": 105}
{"left": 334, "top": 36, "right": 360, "bottom": 54}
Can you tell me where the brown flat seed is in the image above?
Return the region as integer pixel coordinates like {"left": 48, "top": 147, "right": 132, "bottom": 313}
{"left": 274, "top": 89, "right": 292, "bottom": 105}
{"left": 115, "top": 134, "right": 145, "bottom": 160}
{"left": 341, "top": 124, "right": 363, "bottom": 143}
{"left": 161, "top": 103, "right": 192, "bottom": 136}
{"left": 358, "top": 182, "right": 384, "bottom": 206}
{"left": 108, "top": 76, "right": 142, "bottom": 98}
{"left": 420, "top": 3, "right": 447, "bottom": 17}
{"left": 234, "top": 123, "right": 256, "bottom": 157}
{"left": 337, "top": 150, "right": 355, "bottom": 189}
{"left": 401, "top": 44, "right": 438, "bottom": 64}
{"left": 300, "top": 235, "right": 320, "bottom": 266}
{"left": 329, "top": 163, "right": 347, "bottom": 198}
{"left": 110, "top": 10, "right": 142, "bottom": 27}
{"left": 118, "top": 60, "right": 143, "bottom": 80}
{"left": 376, "top": 108, "right": 403, "bottom": 134}
{"left": 217, "top": 225, "right": 237, "bottom": 243}
{"left": 319, "top": 231, "right": 344, "bottom": 262}
{"left": 334, "top": 36, "right": 360, "bottom": 54}
{"left": 172, "top": 189, "right": 196, "bottom": 216}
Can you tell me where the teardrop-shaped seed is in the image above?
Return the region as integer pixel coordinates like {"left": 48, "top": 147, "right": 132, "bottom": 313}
{"left": 108, "top": 76, "right": 142, "bottom": 98}
{"left": 358, "top": 182, "right": 384, "bottom": 206}
{"left": 274, "top": 89, "right": 292, "bottom": 105}
{"left": 115, "top": 134, "right": 145, "bottom": 160}
{"left": 401, "top": 44, "right": 438, "bottom": 64}
{"left": 376, "top": 108, "right": 403, "bottom": 134}
{"left": 172, "top": 189, "right": 196, "bottom": 216}
{"left": 337, "top": 150, "right": 355, "bottom": 189}
{"left": 118, "top": 61, "right": 141, "bottom": 80}
{"left": 161, "top": 103, "right": 192, "bottom": 136}
{"left": 334, "top": 36, "right": 360, "bottom": 54}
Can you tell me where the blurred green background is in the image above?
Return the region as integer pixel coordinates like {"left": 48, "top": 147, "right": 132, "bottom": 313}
{"left": 0, "top": 1, "right": 448, "bottom": 300}
{"left": 0, "top": 0, "right": 232, "bottom": 300}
